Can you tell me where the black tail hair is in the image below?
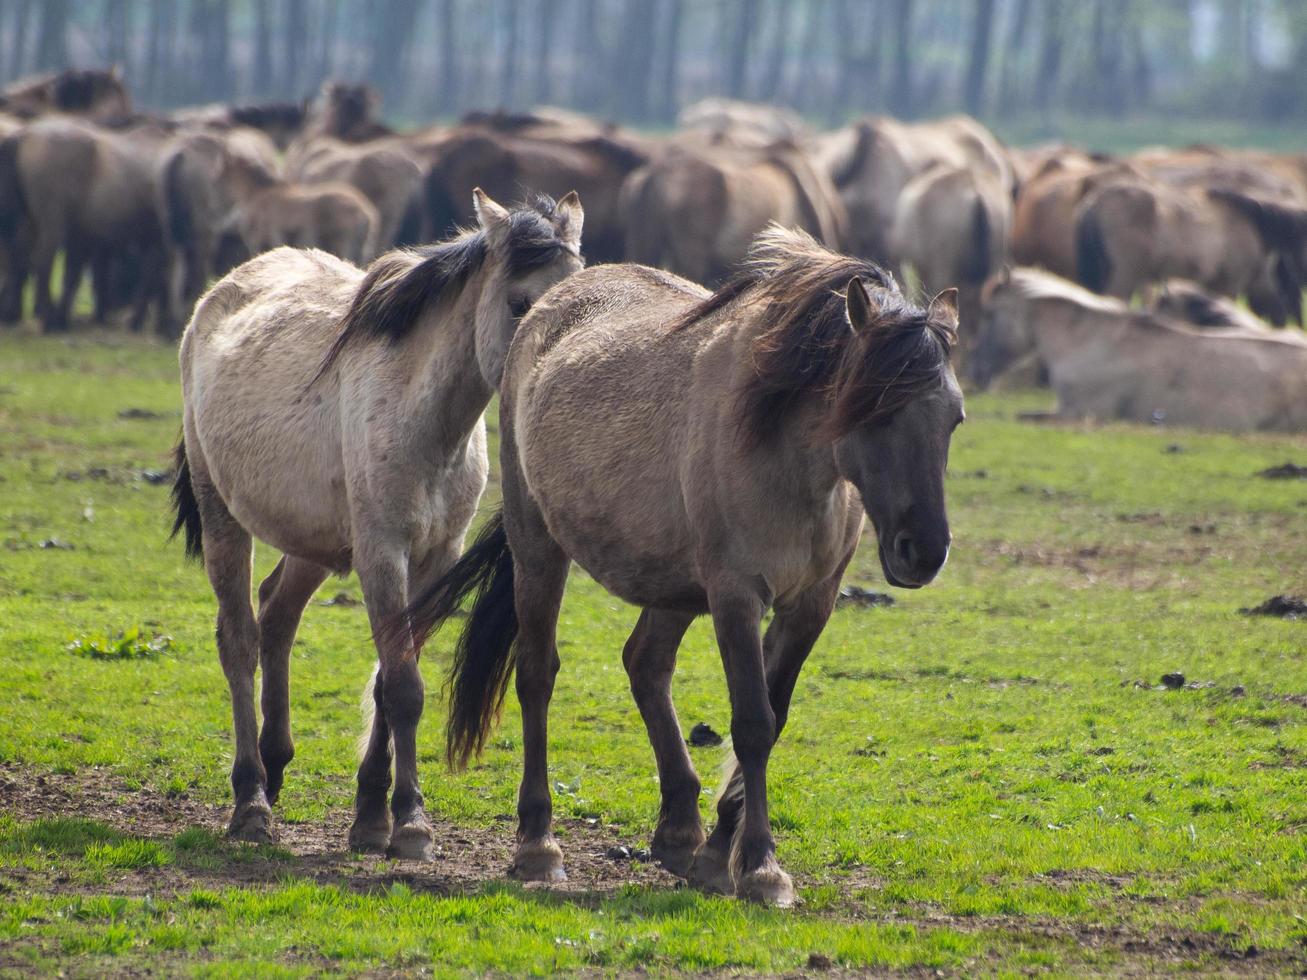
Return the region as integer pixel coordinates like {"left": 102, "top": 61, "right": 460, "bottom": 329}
{"left": 424, "top": 169, "right": 461, "bottom": 242}
{"left": 0, "top": 134, "right": 26, "bottom": 241}
{"left": 169, "top": 437, "right": 203, "bottom": 560}
{"left": 1074, "top": 206, "right": 1112, "bottom": 293}
{"left": 403, "top": 512, "right": 519, "bottom": 770}
{"left": 961, "top": 195, "right": 993, "bottom": 285}
{"left": 161, "top": 151, "right": 193, "bottom": 248}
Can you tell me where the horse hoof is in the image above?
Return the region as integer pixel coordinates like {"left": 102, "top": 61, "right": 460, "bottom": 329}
{"left": 734, "top": 860, "right": 795, "bottom": 908}
{"left": 386, "top": 819, "right": 435, "bottom": 861}
{"left": 686, "top": 845, "right": 735, "bottom": 896}
{"left": 227, "top": 800, "right": 274, "bottom": 844}
{"left": 651, "top": 823, "right": 706, "bottom": 878}
{"left": 510, "top": 838, "right": 566, "bottom": 882}
{"left": 348, "top": 815, "right": 392, "bottom": 854}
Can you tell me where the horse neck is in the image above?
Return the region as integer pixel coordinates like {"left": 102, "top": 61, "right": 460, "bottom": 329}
{"left": 397, "top": 268, "right": 497, "bottom": 457}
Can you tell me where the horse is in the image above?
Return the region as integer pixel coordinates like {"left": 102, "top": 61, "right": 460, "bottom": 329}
{"left": 621, "top": 142, "right": 847, "bottom": 285}
{"left": 976, "top": 268, "right": 1307, "bottom": 430}
{"left": 1074, "top": 172, "right": 1305, "bottom": 326}
{"left": 888, "top": 162, "right": 1010, "bottom": 338}
{"left": 171, "top": 100, "right": 309, "bottom": 150}
{"left": 1010, "top": 152, "right": 1124, "bottom": 280}
{"left": 218, "top": 153, "right": 381, "bottom": 265}
{"left": 286, "top": 135, "right": 427, "bottom": 251}
{"left": 0, "top": 67, "right": 131, "bottom": 120}
{"left": 814, "top": 114, "right": 1016, "bottom": 264}
{"left": 405, "top": 227, "right": 962, "bottom": 906}
{"left": 169, "top": 190, "right": 584, "bottom": 856}
{"left": 0, "top": 115, "right": 170, "bottom": 331}
{"left": 678, "top": 98, "right": 814, "bottom": 148}
{"left": 424, "top": 124, "right": 648, "bottom": 264}
{"left": 307, "top": 81, "right": 394, "bottom": 143}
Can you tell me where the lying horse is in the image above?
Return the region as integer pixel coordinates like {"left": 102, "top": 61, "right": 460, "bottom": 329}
{"left": 170, "top": 190, "right": 584, "bottom": 857}
{"left": 409, "top": 227, "right": 962, "bottom": 905}
{"left": 977, "top": 267, "right": 1307, "bottom": 431}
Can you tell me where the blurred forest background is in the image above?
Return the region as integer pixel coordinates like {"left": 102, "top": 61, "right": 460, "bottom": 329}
{"left": 3, "top": 0, "right": 1305, "bottom": 145}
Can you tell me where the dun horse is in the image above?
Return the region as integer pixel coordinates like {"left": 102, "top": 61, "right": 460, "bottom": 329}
{"left": 170, "top": 191, "right": 584, "bottom": 856}
{"left": 408, "top": 227, "right": 962, "bottom": 905}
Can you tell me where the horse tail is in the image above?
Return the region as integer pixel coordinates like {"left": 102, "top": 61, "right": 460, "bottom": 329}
{"left": 1208, "top": 188, "right": 1307, "bottom": 255}
{"left": 1075, "top": 204, "right": 1112, "bottom": 293}
{"left": 0, "top": 133, "right": 25, "bottom": 240}
{"left": 403, "top": 512, "right": 518, "bottom": 770}
{"left": 961, "top": 193, "right": 993, "bottom": 285}
{"left": 169, "top": 436, "right": 203, "bottom": 561}
{"left": 161, "top": 150, "right": 193, "bottom": 249}
{"left": 424, "top": 168, "right": 460, "bottom": 241}
{"left": 394, "top": 185, "right": 426, "bottom": 248}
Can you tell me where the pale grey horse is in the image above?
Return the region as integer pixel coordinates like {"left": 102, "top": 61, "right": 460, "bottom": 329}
{"left": 170, "top": 190, "right": 584, "bottom": 858}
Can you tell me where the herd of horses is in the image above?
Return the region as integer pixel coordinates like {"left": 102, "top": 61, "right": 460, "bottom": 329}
{"left": 5, "top": 67, "right": 1301, "bottom": 906}
{"left": 1, "top": 69, "right": 1304, "bottom": 430}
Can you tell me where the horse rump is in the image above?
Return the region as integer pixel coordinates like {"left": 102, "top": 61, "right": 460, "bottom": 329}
{"left": 402, "top": 511, "right": 519, "bottom": 770}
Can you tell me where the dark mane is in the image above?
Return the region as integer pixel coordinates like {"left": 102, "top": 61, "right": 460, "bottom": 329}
{"left": 314, "top": 195, "right": 568, "bottom": 379}
{"left": 675, "top": 227, "right": 955, "bottom": 447}
{"left": 229, "top": 101, "right": 307, "bottom": 131}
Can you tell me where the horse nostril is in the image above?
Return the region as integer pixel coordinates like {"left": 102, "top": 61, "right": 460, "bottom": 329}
{"left": 894, "top": 531, "right": 915, "bottom": 566}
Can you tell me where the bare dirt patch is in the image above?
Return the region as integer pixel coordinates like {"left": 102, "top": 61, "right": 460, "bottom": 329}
{"left": 2, "top": 763, "right": 1304, "bottom": 975}
{"left": 0, "top": 763, "right": 677, "bottom": 899}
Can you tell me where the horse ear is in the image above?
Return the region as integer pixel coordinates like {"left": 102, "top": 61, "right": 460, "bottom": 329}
{"left": 473, "top": 187, "right": 510, "bottom": 230}
{"left": 928, "top": 287, "right": 960, "bottom": 327}
{"left": 110, "top": 63, "right": 123, "bottom": 81}
{"left": 845, "top": 276, "right": 874, "bottom": 332}
{"left": 554, "top": 190, "right": 584, "bottom": 248}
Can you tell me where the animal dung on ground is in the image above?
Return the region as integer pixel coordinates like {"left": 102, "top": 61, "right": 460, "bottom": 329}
{"left": 1256, "top": 462, "right": 1307, "bottom": 480}
{"left": 318, "top": 592, "right": 361, "bottom": 607}
{"left": 687, "top": 723, "right": 723, "bottom": 747}
{"left": 1240, "top": 595, "right": 1306, "bottom": 620}
{"left": 837, "top": 585, "right": 896, "bottom": 608}
{"left": 1161, "top": 672, "right": 1186, "bottom": 690}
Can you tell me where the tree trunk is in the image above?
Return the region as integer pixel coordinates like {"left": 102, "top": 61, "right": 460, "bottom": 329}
{"left": 254, "top": 0, "right": 274, "bottom": 97}
{"left": 889, "top": 0, "right": 915, "bottom": 117}
{"left": 284, "top": 0, "right": 306, "bottom": 98}
{"left": 725, "top": 0, "right": 757, "bottom": 99}
{"left": 963, "top": 0, "right": 996, "bottom": 116}
{"left": 755, "top": 0, "right": 794, "bottom": 104}
{"left": 531, "top": 0, "right": 559, "bottom": 107}
{"left": 9, "top": 0, "right": 34, "bottom": 79}
{"left": 1033, "top": 0, "right": 1065, "bottom": 113}
{"left": 998, "top": 0, "right": 1034, "bottom": 114}
{"left": 657, "top": 0, "right": 683, "bottom": 121}
{"left": 106, "top": 0, "right": 130, "bottom": 73}
{"left": 34, "top": 0, "right": 70, "bottom": 70}
{"left": 436, "top": 0, "right": 459, "bottom": 114}
{"left": 499, "top": 0, "right": 520, "bottom": 108}
{"left": 316, "top": 0, "right": 340, "bottom": 90}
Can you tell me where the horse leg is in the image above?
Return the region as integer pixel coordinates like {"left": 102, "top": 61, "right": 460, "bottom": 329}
{"left": 691, "top": 568, "right": 845, "bottom": 905}
{"left": 197, "top": 488, "right": 270, "bottom": 842}
{"left": 256, "top": 556, "right": 329, "bottom": 806}
{"left": 622, "top": 608, "right": 703, "bottom": 876}
{"left": 31, "top": 237, "right": 58, "bottom": 331}
{"left": 348, "top": 663, "right": 391, "bottom": 853}
{"left": 56, "top": 243, "right": 85, "bottom": 331}
{"left": 355, "top": 544, "right": 434, "bottom": 860}
{"left": 506, "top": 490, "right": 571, "bottom": 881}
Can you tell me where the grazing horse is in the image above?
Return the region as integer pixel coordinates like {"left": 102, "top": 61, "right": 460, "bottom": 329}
{"left": 408, "top": 227, "right": 962, "bottom": 905}
{"left": 621, "top": 142, "right": 847, "bottom": 286}
{"left": 169, "top": 191, "right": 584, "bottom": 857}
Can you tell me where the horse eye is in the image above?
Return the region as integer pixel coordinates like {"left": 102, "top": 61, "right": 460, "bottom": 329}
{"left": 509, "top": 298, "right": 531, "bottom": 319}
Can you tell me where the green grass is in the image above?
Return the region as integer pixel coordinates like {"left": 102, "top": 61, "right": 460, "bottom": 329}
{"left": 0, "top": 330, "right": 1305, "bottom": 976}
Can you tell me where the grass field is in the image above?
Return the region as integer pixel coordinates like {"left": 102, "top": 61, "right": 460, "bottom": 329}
{"left": 0, "top": 328, "right": 1304, "bottom": 977}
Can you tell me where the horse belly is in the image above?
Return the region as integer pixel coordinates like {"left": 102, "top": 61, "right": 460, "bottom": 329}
{"left": 517, "top": 398, "right": 702, "bottom": 611}
{"left": 188, "top": 364, "right": 352, "bottom": 568}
